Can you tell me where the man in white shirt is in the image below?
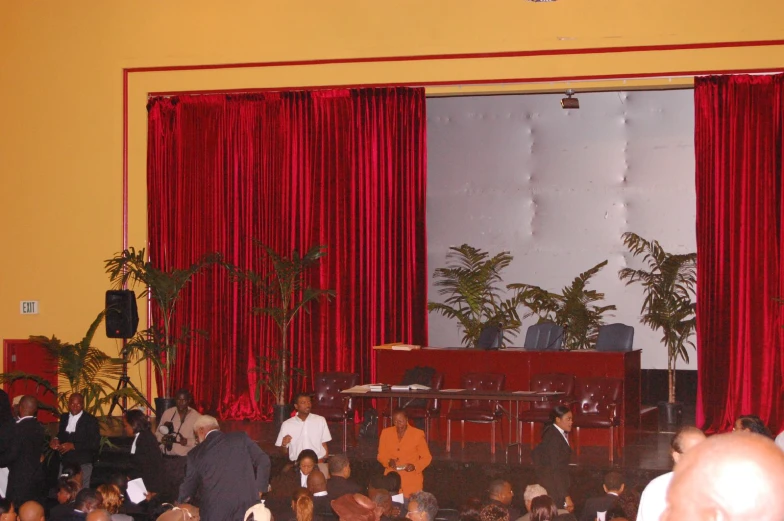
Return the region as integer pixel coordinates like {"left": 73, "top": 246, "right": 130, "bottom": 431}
{"left": 637, "top": 426, "right": 705, "bottom": 521}
{"left": 275, "top": 393, "right": 332, "bottom": 467}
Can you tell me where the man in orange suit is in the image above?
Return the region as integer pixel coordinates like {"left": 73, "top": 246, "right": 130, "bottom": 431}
{"left": 377, "top": 409, "right": 432, "bottom": 497}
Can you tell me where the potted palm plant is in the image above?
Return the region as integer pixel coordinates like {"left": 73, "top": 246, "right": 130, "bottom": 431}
{"left": 511, "top": 260, "right": 616, "bottom": 350}
{"left": 618, "top": 232, "right": 697, "bottom": 426}
{"left": 105, "top": 247, "right": 219, "bottom": 416}
{"left": 239, "top": 242, "right": 335, "bottom": 425}
{"left": 428, "top": 244, "right": 527, "bottom": 347}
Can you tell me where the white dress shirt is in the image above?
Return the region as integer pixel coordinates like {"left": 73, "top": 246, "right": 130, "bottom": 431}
{"left": 637, "top": 471, "right": 673, "bottom": 521}
{"left": 554, "top": 423, "right": 570, "bottom": 446}
{"left": 131, "top": 432, "right": 140, "bottom": 454}
{"left": 65, "top": 411, "right": 83, "bottom": 433}
{"left": 275, "top": 413, "right": 332, "bottom": 461}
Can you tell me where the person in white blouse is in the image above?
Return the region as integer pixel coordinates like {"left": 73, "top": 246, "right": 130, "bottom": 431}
{"left": 275, "top": 393, "right": 332, "bottom": 473}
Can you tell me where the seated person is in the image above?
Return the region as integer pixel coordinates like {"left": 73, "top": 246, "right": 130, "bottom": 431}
{"left": 306, "top": 470, "right": 331, "bottom": 517}
{"left": 459, "top": 498, "right": 484, "bottom": 521}
{"left": 50, "top": 478, "right": 80, "bottom": 520}
{"left": 486, "top": 480, "right": 520, "bottom": 521}
{"left": 579, "top": 472, "right": 624, "bottom": 521}
{"left": 327, "top": 454, "right": 361, "bottom": 499}
{"left": 480, "top": 504, "right": 509, "bottom": 521}
{"left": 516, "top": 485, "right": 573, "bottom": 521}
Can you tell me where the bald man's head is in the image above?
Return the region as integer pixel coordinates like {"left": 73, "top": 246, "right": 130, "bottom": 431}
{"left": 307, "top": 469, "right": 327, "bottom": 494}
{"left": 670, "top": 425, "right": 706, "bottom": 465}
{"left": 86, "top": 510, "right": 112, "bottom": 521}
{"left": 19, "top": 501, "right": 44, "bottom": 521}
{"left": 18, "top": 395, "right": 38, "bottom": 417}
{"left": 664, "top": 432, "right": 784, "bottom": 521}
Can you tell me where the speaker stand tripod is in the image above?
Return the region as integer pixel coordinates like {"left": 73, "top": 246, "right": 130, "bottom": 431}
{"left": 108, "top": 360, "right": 153, "bottom": 416}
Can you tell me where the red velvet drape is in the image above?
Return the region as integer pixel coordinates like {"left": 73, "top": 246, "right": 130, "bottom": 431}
{"left": 146, "top": 88, "right": 428, "bottom": 420}
{"left": 695, "top": 75, "right": 784, "bottom": 432}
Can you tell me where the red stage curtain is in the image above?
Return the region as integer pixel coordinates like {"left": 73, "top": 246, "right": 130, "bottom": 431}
{"left": 146, "top": 88, "right": 428, "bottom": 419}
{"left": 695, "top": 75, "right": 784, "bottom": 432}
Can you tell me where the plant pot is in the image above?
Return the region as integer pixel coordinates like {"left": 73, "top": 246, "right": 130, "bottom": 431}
{"left": 272, "top": 404, "right": 294, "bottom": 427}
{"left": 658, "top": 401, "right": 683, "bottom": 429}
{"left": 155, "top": 397, "right": 177, "bottom": 420}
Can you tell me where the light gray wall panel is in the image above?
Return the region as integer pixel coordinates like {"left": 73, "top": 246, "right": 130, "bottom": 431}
{"left": 426, "top": 90, "right": 696, "bottom": 370}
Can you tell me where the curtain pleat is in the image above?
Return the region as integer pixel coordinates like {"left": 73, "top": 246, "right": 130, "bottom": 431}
{"left": 146, "top": 88, "right": 428, "bottom": 420}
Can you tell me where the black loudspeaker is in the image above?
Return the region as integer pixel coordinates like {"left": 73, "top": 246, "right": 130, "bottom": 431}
{"left": 476, "top": 324, "right": 503, "bottom": 350}
{"left": 105, "top": 290, "right": 139, "bottom": 339}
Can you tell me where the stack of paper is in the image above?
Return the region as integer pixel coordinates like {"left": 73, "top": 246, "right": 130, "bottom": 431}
{"left": 390, "top": 384, "right": 431, "bottom": 392}
{"left": 372, "top": 343, "right": 421, "bottom": 350}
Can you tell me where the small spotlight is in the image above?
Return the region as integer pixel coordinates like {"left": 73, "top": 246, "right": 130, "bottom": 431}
{"left": 561, "top": 89, "right": 580, "bottom": 109}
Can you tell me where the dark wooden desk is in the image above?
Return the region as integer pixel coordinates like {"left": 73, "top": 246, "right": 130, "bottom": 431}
{"left": 374, "top": 348, "right": 641, "bottom": 445}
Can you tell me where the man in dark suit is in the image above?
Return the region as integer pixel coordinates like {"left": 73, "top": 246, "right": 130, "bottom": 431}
{"left": 50, "top": 393, "right": 100, "bottom": 488}
{"left": 179, "top": 414, "right": 271, "bottom": 521}
{"left": 326, "top": 454, "right": 361, "bottom": 499}
{"left": 0, "top": 396, "right": 45, "bottom": 506}
{"left": 579, "top": 471, "right": 624, "bottom": 521}
{"left": 486, "top": 480, "right": 521, "bottom": 521}
{"left": 307, "top": 469, "right": 331, "bottom": 516}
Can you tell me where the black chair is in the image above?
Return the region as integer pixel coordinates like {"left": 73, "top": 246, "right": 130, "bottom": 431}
{"left": 523, "top": 322, "right": 564, "bottom": 351}
{"left": 477, "top": 324, "right": 503, "bottom": 349}
{"left": 595, "top": 323, "right": 635, "bottom": 352}
{"left": 446, "top": 372, "right": 506, "bottom": 454}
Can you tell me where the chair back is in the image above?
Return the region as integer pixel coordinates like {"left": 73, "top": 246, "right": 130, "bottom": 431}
{"left": 523, "top": 323, "right": 564, "bottom": 351}
{"left": 314, "top": 372, "right": 359, "bottom": 410}
{"left": 530, "top": 373, "right": 575, "bottom": 411}
{"left": 595, "top": 323, "right": 635, "bottom": 352}
{"left": 460, "top": 372, "right": 505, "bottom": 410}
{"left": 573, "top": 377, "right": 622, "bottom": 418}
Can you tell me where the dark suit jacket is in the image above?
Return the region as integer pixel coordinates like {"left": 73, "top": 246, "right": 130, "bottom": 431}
{"left": 579, "top": 494, "right": 619, "bottom": 521}
{"left": 326, "top": 476, "right": 361, "bottom": 499}
{"left": 178, "top": 430, "right": 271, "bottom": 521}
{"left": 532, "top": 425, "right": 572, "bottom": 508}
{"left": 312, "top": 494, "right": 332, "bottom": 517}
{"left": 49, "top": 503, "right": 76, "bottom": 521}
{"left": 56, "top": 411, "right": 101, "bottom": 465}
{"left": 129, "top": 429, "right": 169, "bottom": 496}
{"left": 0, "top": 417, "right": 45, "bottom": 505}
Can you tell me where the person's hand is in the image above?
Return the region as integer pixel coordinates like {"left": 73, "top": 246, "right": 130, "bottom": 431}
{"left": 145, "top": 492, "right": 157, "bottom": 501}
{"left": 49, "top": 438, "right": 60, "bottom": 450}
{"left": 564, "top": 496, "right": 574, "bottom": 513}
{"left": 388, "top": 458, "right": 397, "bottom": 469}
{"left": 404, "top": 464, "right": 415, "bottom": 472}
{"left": 58, "top": 442, "right": 75, "bottom": 454}
{"left": 282, "top": 435, "right": 292, "bottom": 447}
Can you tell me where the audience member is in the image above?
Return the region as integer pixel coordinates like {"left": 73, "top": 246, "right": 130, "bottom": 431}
{"left": 276, "top": 394, "right": 332, "bottom": 472}
{"left": 306, "top": 469, "right": 330, "bottom": 516}
{"left": 124, "top": 409, "right": 170, "bottom": 501}
{"left": 378, "top": 410, "right": 432, "bottom": 498}
{"left": 406, "top": 491, "right": 438, "bottom": 521}
{"left": 96, "top": 484, "right": 132, "bottom": 521}
{"left": 603, "top": 504, "right": 628, "bottom": 521}
{"left": 244, "top": 502, "right": 271, "bottom": 521}
{"left": 327, "top": 454, "right": 361, "bottom": 498}
{"left": 50, "top": 393, "right": 100, "bottom": 489}
{"left": 60, "top": 463, "right": 84, "bottom": 489}
{"left": 331, "top": 494, "right": 377, "bottom": 521}
{"left": 156, "top": 389, "right": 201, "bottom": 491}
{"left": 517, "top": 485, "right": 572, "bottom": 521}
{"left": 17, "top": 502, "right": 44, "bottom": 521}
{"left": 178, "top": 414, "right": 271, "bottom": 521}
{"left": 579, "top": 471, "right": 624, "bottom": 521}
{"left": 86, "top": 511, "right": 112, "bottom": 521}
{"left": 0, "top": 395, "right": 45, "bottom": 506}
{"left": 486, "top": 480, "right": 520, "bottom": 521}
{"left": 532, "top": 406, "right": 574, "bottom": 513}
{"left": 459, "top": 498, "right": 483, "bottom": 521}
{"left": 479, "top": 504, "right": 508, "bottom": 521}
{"left": 291, "top": 488, "right": 316, "bottom": 521}
{"left": 529, "top": 497, "right": 557, "bottom": 521}
{"left": 637, "top": 425, "right": 705, "bottom": 521}
{"left": 0, "top": 498, "right": 17, "bottom": 521}
{"left": 73, "top": 488, "right": 103, "bottom": 519}
{"left": 155, "top": 503, "right": 200, "bottom": 521}
{"left": 50, "top": 478, "right": 81, "bottom": 521}
{"left": 664, "top": 431, "right": 784, "bottom": 521}
{"left": 385, "top": 472, "right": 404, "bottom": 507}
{"left": 369, "top": 489, "right": 396, "bottom": 521}
{"left": 733, "top": 414, "right": 773, "bottom": 438}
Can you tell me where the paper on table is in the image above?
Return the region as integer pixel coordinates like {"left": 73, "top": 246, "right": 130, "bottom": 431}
{"left": 512, "top": 391, "right": 537, "bottom": 394}
{"left": 440, "top": 389, "right": 465, "bottom": 392}
{"left": 127, "top": 478, "right": 148, "bottom": 504}
{"left": 342, "top": 385, "right": 371, "bottom": 393}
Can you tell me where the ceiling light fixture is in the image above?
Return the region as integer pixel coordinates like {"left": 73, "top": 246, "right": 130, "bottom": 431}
{"left": 561, "top": 89, "right": 579, "bottom": 109}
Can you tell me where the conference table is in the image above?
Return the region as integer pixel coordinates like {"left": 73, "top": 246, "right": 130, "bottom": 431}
{"left": 340, "top": 387, "right": 564, "bottom": 458}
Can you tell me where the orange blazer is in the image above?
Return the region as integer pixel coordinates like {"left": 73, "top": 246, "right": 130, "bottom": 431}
{"left": 377, "top": 425, "right": 432, "bottom": 497}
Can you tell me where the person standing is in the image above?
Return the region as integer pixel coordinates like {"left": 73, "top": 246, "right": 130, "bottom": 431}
{"left": 377, "top": 409, "right": 432, "bottom": 498}
{"left": 276, "top": 394, "right": 332, "bottom": 474}
{"left": 179, "top": 415, "right": 271, "bottom": 521}
{"left": 155, "top": 389, "right": 201, "bottom": 490}
{"left": 50, "top": 393, "right": 100, "bottom": 489}
{"left": 0, "top": 396, "right": 45, "bottom": 506}
{"left": 531, "top": 406, "right": 574, "bottom": 513}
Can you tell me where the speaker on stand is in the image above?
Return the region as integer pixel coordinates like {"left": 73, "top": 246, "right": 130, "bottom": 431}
{"left": 105, "top": 290, "right": 152, "bottom": 415}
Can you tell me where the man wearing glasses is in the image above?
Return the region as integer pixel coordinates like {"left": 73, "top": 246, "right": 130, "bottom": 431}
{"left": 406, "top": 491, "right": 438, "bottom": 521}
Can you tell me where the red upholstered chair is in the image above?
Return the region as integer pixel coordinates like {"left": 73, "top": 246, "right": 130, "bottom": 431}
{"left": 517, "top": 373, "right": 575, "bottom": 448}
{"left": 310, "top": 372, "right": 360, "bottom": 449}
{"left": 446, "top": 372, "right": 505, "bottom": 454}
{"left": 571, "top": 377, "right": 623, "bottom": 462}
{"left": 382, "top": 372, "right": 445, "bottom": 441}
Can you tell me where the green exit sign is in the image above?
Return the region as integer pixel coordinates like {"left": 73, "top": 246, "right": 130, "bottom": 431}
{"left": 20, "top": 301, "right": 39, "bottom": 314}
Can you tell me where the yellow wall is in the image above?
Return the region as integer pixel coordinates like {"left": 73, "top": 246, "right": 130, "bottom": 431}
{"left": 2, "top": 0, "right": 784, "bottom": 393}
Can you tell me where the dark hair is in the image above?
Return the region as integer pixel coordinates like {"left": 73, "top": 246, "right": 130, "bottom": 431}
{"left": 57, "top": 477, "right": 81, "bottom": 502}
{"left": 61, "top": 462, "right": 83, "bottom": 479}
{"left": 542, "top": 405, "right": 571, "bottom": 437}
{"left": 297, "top": 449, "right": 319, "bottom": 467}
{"left": 459, "top": 498, "right": 483, "bottom": 521}
{"left": 368, "top": 473, "right": 389, "bottom": 491}
{"left": 386, "top": 471, "right": 402, "bottom": 492}
{"left": 74, "top": 488, "right": 102, "bottom": 510}
{"left": 329, "top": 453, "right": 350, "bottom": 474}
{"left": 736, "top": 415, "right": 774, "bottom": 438}
{"left": 479, "top": 504, "right": 508, "bottom": 521}
{"left": 604, "top": 471, "right": 624, "bottom": 491}
{"left": 124, "top": 409, "right": 150, "bottom": 433}
{"left": 0, "top": 497, "right": 13, "bottom": 514}
{"left": 530, "top": 495, "right": 557, "bottom": 521}
{"left": 488, "top": 479, "right": 510, "bottom": 496}
{"left": 175, "top": 388, "right": 193, "bottom": 401}
{"left": 292, "top": 393, "right": 312, "bottom": 405}
{"left": 605, "top": 503, "right": 629, "bottom": 520}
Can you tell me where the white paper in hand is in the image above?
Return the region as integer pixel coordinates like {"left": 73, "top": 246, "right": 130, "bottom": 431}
{"left": 127, "top": 478, "right": 148, "bottom": 504}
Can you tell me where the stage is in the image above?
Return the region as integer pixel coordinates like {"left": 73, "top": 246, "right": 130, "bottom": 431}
{"left": 92, "top": 417, "right": 686, "bottom": 514}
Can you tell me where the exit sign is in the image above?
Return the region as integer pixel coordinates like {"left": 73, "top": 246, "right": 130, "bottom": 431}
{"left": 20, "top": 301, "right": 39, "bottom": 314}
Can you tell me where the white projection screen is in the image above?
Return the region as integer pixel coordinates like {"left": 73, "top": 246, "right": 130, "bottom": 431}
{"left": 425, "top": 89, "right": 696, "bottom": 371}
